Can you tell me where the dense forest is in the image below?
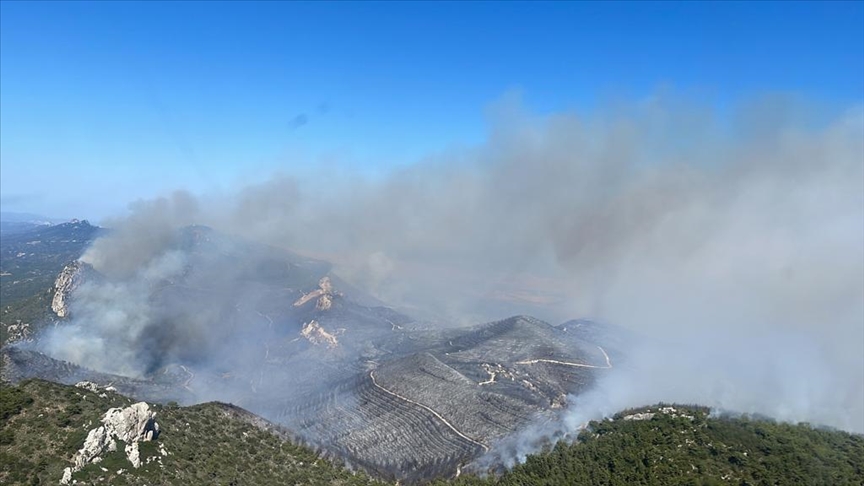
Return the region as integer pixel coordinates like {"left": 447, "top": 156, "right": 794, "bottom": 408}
{"left": 441, "top": 406, "right": 864, "bottom": 486}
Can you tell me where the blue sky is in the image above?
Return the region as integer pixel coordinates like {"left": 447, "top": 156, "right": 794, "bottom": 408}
{"left": 1, "top": 1, "right": 863, "bottom": 220}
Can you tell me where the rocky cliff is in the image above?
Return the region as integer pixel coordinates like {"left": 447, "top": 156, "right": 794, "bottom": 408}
{"left": 61, "top": 401, "right": 161, "bottom": 484}
{"left": 51, "top": 261, "right": 88, "bottom": 318}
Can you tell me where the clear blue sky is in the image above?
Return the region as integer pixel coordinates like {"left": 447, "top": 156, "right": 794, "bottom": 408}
{"left": 2, "top": 1, "right": 863, "bottom": 220}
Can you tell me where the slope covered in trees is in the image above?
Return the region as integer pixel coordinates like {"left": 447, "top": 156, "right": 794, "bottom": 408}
{"left": 0, "top": 379, "right": 378, "bottom": 486}
{"left": 3, "top": 380, "right": 862, "bottom": 485}
{"left": 441, "top": 406, "right": 864, "bottom": 486}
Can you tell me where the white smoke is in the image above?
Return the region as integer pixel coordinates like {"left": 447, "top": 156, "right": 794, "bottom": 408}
{"left": 38, "top": 93, "right": 864, "bottom": 443}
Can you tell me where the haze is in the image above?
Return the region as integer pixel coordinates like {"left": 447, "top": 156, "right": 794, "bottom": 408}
{"left": 2, "top": 0, "right": 863, "bottom": 461}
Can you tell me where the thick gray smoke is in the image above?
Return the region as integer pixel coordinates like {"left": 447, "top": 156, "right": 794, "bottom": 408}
{"left": 40, "top": 250, "right": 190, "bottom": 376}
{"left": 38, "top": 94, "right": 864, "bottom": 442}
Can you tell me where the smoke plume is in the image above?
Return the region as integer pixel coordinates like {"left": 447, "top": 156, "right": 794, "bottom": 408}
{"left": 37, "top": 93, "right": 864, "bottom": 443}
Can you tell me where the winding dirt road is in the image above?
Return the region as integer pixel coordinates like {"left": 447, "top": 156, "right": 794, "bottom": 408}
{"left": 478, "top": 371, "right": 497, "bottom": 386}
{"left": 369, "top": 370, "right": 489, "bottom": 451}
{"left": 516, "top": 346, "right": 612, "bottom": 369}
{"left": 179, "top": 365, "right": 195, "bottom": 391}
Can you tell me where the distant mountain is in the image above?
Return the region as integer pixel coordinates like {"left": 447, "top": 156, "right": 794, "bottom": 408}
{"left": 0, "top": 212, "right": 75, "bottom": 236}
{"left": 1, "top": 212, "right": 51, "bottom": 236}
{"left": 0, "top": 211, "right": 67, "bottom": 225}
{"left": 0, "top": 221, "right": 46, "bottom": 236}
{"left": 0, "top": 219, "right": 103, "bottom": 303}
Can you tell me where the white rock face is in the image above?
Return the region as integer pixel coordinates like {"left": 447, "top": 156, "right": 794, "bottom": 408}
{"left": 125, "top": 442, "right": 141, "bottom": 468}
{"left": 74, "top": 382, "right": 117, "bottom": 400}
{"left": 61, "top": 467, "right": 72, "bottom": 484}
{"left": 4, "top": 322, "right": 31, "bottom": 344}
{"left": 102, "top": 402, "right": 160, "bottom": 442}
{"left": 52, "top": 261, "right": 85, "bottom": 317}
{"left": 293, "top": 276, "right": 341, "bottom": 310}
{"left": 622, "top": 412, "right": 655, "bottom": 421}
{"left": 72, "top": 425, "right": 113, "bottom": 470}
{"left": 74, "top": 381, "right": 101, "bottom": 393}
{"left": 621, "top": 406, "right": 695, "bottom": 422}
{"left": 60, "top": 402, "right": 160, "bottom": 484}
{"left": 300, "top": 320, "right": 339, "bottom": 348}
{"left": 315, "top": 293, "right": 332, "bottom": 311}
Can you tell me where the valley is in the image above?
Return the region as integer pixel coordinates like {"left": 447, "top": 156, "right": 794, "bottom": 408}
{"left": 0, "top": 222, "right": 620, "bottom": 481}
{"left": 1, "top": 220, "right": 861, "bottom": 485}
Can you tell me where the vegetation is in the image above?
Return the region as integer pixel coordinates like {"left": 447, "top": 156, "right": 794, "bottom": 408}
{"left": 0, "top": 289, "right": 54, "bottom": 345}
{"left": 3, "top": 380, "right": 861, "bottom": 486}
{"left": 440, "top": 406, "right": 864, "bottom": 486}
{"left": 0, "top": 221, "right": 101, "bottom": 345}
{"left": 0, "top": 221, "right": 99, "bottom": 304}
{"left": 0, "top": 380, "right": 379, "bottom": 485}
{"left": 1, "top": 224, "right": 861, "bottom": 484}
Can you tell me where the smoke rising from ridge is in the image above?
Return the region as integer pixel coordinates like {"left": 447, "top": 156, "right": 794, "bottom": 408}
{"left": 38, "top": 94, "right": 864, "bottom": 441}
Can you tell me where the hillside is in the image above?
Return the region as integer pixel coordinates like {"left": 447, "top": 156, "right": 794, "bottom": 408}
{"left": 439, "top": 406, "right": 864, "bottom": 486}
{"left": 0, "top": 220, "right": 103, "bottom": 344}
{"left": 0, "top": 379, "right": 380, "bottom": 486}
{"left": 3, "top": 224, "right": 621, "bottom": 481}
{"left": 2, "top": 224, "right": 862, "bottom": 484}
{"left": 0, "top": 220, "right": 102, "bottom": 304}
{"left": 3, "top": 380, "right": 861, "bottom": 486}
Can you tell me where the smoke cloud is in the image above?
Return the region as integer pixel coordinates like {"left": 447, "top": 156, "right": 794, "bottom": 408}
{"left": 36, "top": 93, "right": 864, "bottom": 444}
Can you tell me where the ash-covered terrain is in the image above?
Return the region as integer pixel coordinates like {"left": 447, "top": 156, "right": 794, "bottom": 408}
{"left": 2, "top": 223, "right": 625, "bottom": 481}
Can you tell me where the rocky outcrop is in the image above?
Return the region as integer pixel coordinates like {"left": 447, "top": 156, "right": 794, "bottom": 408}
{"left": 74, "top": 381, "right": 118, "bottom": 399}
{"left": 293, "top": 276, "right": 340, "bottom": 311}
{"left": 61, "top": 402, "right": 160, "bottom": 484}
{"left": 51, "top": 261, "right": 87, "bottom": 318}
{"left": 70, "top": 424, "right": 118, "bottom": 471}
{"left": 621, "top": 406, "right": 695, "bottom": 422}
{"left": 300, "top": 320, "right": 339, "bottom": 348}
{"left": 4, "top": 321, "right": 31, "bottom": 344}
{"left": 315, "top": 293, "right": 332, "bottom": 311}
{"left": 102, "top": 402, "right": 160, "bottom": 442}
